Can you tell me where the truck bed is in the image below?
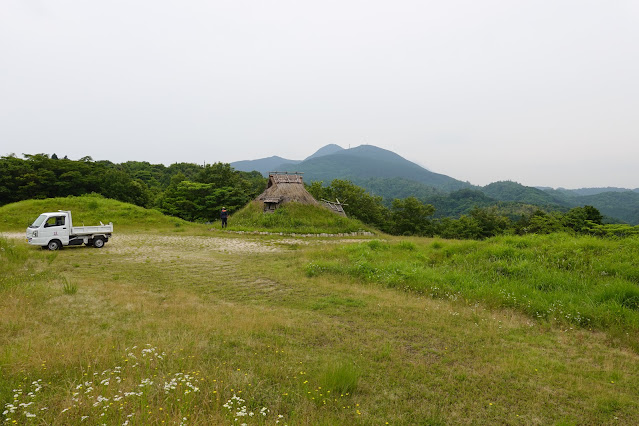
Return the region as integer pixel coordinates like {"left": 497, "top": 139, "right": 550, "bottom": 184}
{"left": 71, "top": 224, "right": 113, "bottom": 235}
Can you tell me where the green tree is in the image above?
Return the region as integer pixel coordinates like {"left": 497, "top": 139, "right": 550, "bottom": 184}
{"left": 196, "top": 162, "right": 239, "bottom": 187}
{"left": 516, "top": 210, "right": 563, "bottom": 235}
{"left": 308, "top": 179, "right": 388, "bottom": 229}
{"left": 436, "top": 216, "right": 483, "bottom": 239}
{"left": 390, "top": 197, "right": 435, "bottom": 236}
{"left": 562, "top": 205, "right": 603, "bottom": 233}
{"left": 468, "top": 207, "right": 511, "bottom": 238}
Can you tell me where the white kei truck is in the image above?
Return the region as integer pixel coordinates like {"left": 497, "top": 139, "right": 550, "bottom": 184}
{"left": 26, "top": 210, "right": 113, "bottom": 250}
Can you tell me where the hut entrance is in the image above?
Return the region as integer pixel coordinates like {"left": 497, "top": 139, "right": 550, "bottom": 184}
{"left": 262, "top": 197, "right": 282, "bottom": 213}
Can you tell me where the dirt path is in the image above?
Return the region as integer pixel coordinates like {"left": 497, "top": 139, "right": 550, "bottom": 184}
{"left": 1, "top": 232, "right": 283, "bottom": 254}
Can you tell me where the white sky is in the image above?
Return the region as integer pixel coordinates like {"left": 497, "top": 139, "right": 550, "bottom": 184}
{"left": 1, "top": 0, "right": 638, "bottom": 189}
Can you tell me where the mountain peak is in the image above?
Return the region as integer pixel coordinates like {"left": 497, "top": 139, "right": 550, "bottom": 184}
{"left": 304, "top": 144, "right": 344, "bottom": 161}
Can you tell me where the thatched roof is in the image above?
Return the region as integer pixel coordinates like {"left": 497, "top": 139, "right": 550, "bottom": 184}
{"left": 256, "top": 173, "right": 319, "bottom": 206}
{"left": 268, "top": 174, "right": 304, "bottom": 185}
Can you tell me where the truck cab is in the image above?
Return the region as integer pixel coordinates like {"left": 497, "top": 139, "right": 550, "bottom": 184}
{"left": 26, "top": 210, "right": 113, "bottom": 250}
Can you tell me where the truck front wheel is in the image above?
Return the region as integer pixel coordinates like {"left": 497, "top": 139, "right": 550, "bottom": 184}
{"left": 47, "top": 240, "right": 62, "bottom": 251}
{"left": 93, "top": 237, "right": 105, "bottom": 248}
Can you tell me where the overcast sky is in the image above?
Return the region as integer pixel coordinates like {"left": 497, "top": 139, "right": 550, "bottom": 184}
{"left": 1, "top": 1, "right": 638, "bottom": 189}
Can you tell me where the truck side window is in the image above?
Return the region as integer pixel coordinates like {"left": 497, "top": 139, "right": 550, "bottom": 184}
{"left": 45, "top": 216, "right": 65, "bottom": 227}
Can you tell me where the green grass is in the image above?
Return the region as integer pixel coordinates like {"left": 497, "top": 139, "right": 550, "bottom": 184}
{"left": 61, "top": 277, "right": 78, "bottom": 295}
{"left": 304, "top": 233, "right": 639, "bottom": 348}
{"left": 1, "top": 196, "right": 375, "bottom": 236}
{"left": 2, "top": 200, "right": 639, "bottom": 424}
{"left": 319, "top": 361, "right": 361, "bottom": 395}
{"left": 223, "top": 201, "right": 375, "bottom": 234}
{"left": 0, "top": 194, "right": 194, "bottom": 233}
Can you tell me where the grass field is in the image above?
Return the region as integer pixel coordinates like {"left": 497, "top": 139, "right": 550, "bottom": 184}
{"left": 2, "top": 198, "right": 639, "bottom": 424}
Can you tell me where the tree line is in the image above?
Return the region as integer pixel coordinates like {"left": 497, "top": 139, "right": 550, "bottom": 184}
{"left": 0, "top": 154, "right": 265, "bottom": 222}
{"left": 2, "top": 154, "right": 636, "bottom": 238}
{"left": 308, "top": 179, "right": 638, "bottom": 238}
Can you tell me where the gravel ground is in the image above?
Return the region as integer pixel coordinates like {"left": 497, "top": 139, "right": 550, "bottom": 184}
{"left": 1, "top": 231, "right": 365, "bottom": 263}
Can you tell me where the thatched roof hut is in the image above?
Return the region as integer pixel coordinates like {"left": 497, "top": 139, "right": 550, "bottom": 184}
{"left": 256, "top": 172, "right": 319, "bottom": 212}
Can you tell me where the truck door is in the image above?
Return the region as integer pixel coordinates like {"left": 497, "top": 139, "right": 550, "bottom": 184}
{"left": 40, "top": 215, "right": 70, "bottom": 245}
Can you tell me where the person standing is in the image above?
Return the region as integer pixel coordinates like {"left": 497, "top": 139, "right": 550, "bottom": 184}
{"left": 220, "top": 207, "right": 228, "bottom": 228}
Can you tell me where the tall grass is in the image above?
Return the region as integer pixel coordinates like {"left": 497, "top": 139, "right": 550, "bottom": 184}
{"left": 305, "top": 233, "right": 639, "bottom": 346}
{"left": 319, "top": 361, "right": 361, "bottom": 395}
{"left": 0, "top": 236, "right": 59, "bottom": 291}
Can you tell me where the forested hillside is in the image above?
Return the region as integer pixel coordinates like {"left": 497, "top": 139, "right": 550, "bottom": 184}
{"left": 0, "top": 154, "right": 265, "bottom": 223}
{"left": 481, "top": 181, "right": 567, "bottom": 207}
{"left": 576, "top": 191, "right": 639, "bottom": 225}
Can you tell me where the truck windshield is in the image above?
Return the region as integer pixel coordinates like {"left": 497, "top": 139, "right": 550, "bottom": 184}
{"left": 29, "top": 214, "right": 48, "bottom": 228}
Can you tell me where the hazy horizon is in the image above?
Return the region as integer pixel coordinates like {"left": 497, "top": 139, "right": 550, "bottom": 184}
{"left": 2, "top": 1, "right": 638, "bottom": 189}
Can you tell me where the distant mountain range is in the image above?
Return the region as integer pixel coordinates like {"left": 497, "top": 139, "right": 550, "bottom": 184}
{"left": 233, "top": 144, "right": 470, "bottom": 192}
{"left": 232, "top": 144, "right": 639, "bottom": 224}
{"left": 230, "top": 156, "right": 301, "bottom": 174}
{"left": 229, "top": 144, "right": 344, "bottom": 175}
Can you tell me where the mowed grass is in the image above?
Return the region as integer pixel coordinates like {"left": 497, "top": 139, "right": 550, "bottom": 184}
{"left": 2, "top": 201, "right": 639, "bottom": 424}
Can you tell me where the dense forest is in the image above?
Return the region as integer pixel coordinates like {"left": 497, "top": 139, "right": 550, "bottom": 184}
{"left": 2, "top": 154, "right": 637, "bottom": 238}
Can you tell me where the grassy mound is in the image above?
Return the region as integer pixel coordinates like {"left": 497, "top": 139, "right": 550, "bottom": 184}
{"left": 0, "top": 194, "right": 192, "bottom": 232}
{"left": 226, "top": 201, "right": 375, "bottom": 234}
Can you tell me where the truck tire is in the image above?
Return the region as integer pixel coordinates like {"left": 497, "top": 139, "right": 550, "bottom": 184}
{"left": 93, "top": 237, "right": 105, "bottom": 248}
{"left": 47, "top": 240, "right": 62, "bottom": 251}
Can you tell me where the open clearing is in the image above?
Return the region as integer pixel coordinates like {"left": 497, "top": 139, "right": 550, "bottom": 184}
{"left": 2, "top": 231, "right": 639, "bottom": 425}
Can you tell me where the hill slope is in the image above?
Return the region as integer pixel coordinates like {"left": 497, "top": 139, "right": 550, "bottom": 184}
{"left": 0, "top": 194, "right": 192, "bottom": 232}
{"left": 576, "top": 191, "right": 639, "bottom": 225}
{"left": 304, "top": 143, "right": 344, "bottom": 161}
{"left": 481, "top": 181, "right": 569, "bottom": 208}
{"left": 231, "top": 145, "right": 345, "bottom": 176}
{"left": 231, "top": 156, "right": 301, "bottom": 176}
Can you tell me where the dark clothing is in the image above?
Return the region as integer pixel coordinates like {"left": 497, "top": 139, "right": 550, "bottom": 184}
{"left": 220, "top": 209, "right": 228, "bottom": 228}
